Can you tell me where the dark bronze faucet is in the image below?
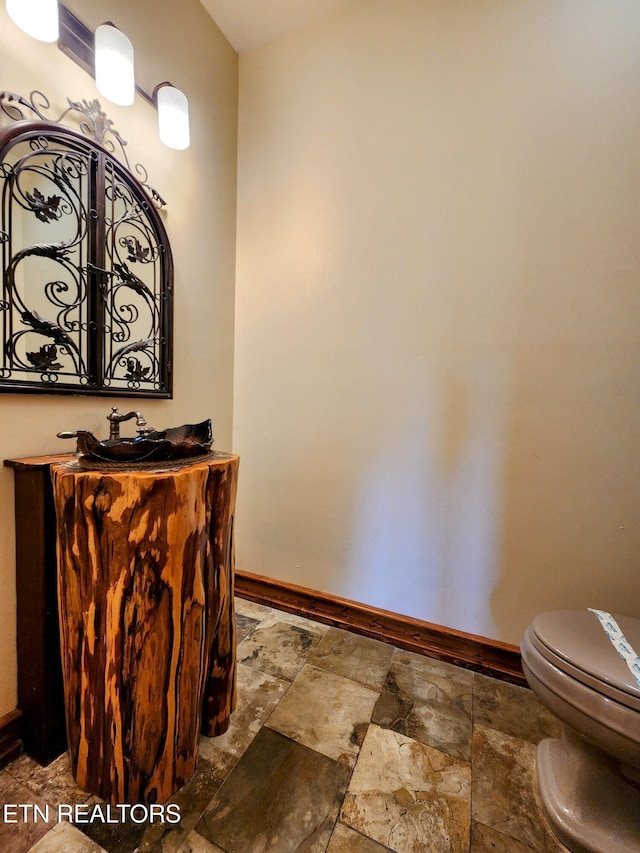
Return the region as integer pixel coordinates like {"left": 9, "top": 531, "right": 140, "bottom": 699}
{"left": 107, "top": 407, "right": 153, "bottom": 440}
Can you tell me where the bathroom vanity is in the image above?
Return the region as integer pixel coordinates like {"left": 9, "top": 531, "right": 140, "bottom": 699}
{"left": 5, "top": 450, "right": 239, "bottom": 804}
{"left": 0, "top": 91, "right": 238, "bottom": 803}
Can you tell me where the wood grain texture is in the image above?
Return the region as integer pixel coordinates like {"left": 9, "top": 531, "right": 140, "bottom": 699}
{"left": 201, "top": 461, "right": 239, "bottom": 737}
{"left": 52, "top": 455, "right": 239, "bottom": 804}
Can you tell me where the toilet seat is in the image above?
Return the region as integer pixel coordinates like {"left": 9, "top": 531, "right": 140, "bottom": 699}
{"left": 521, "top": 610, "right": 640, "bottom": 853}
{"left": 529, "top": 610, "right": 640, "bottom": 713}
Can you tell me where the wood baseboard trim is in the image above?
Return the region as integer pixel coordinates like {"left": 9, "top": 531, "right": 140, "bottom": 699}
{"left": 0, "top": 709, "right": 23, "bottom": 768}
{"left": 235, "top": 570, "right": 526, "bottom": 686}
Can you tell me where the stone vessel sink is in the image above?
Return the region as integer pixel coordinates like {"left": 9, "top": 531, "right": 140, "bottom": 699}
{"left": 58, "top": 419, "right": 213, "bottom": 465}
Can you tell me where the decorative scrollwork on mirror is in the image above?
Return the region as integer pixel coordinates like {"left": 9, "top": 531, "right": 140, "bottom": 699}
{"left": 0, "top": 91, "right": 173, "bottom": 397}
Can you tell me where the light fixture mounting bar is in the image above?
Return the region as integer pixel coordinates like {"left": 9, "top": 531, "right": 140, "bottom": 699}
{"left": 58, "top": 4, "right": 92, "bottom": 77}
{"left": 57, "top": 4, "right": 154, "bottom": 107}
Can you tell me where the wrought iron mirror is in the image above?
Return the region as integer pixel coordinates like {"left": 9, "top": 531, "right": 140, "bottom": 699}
{"left": 0, "top": 91, "right": 173, "bottom": 397}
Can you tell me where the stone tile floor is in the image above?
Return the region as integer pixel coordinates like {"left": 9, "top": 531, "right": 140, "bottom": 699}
{"left": 0, "top": 598, "right": 570, "bottom": 853}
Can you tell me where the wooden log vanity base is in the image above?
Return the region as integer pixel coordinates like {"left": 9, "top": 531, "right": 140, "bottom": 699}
{"left": 51, "top": 453, "right": 239, "bottom": 805}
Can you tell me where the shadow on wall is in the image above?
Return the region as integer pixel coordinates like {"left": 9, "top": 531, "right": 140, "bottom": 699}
{"left": 349, "top": 0, "right": 640, "bottom": 642}
{"left": 346, "top": 359, "right": 508, "bottom": 638}
{"left": 233, "top": 0, "right": 640, "bottom": 646}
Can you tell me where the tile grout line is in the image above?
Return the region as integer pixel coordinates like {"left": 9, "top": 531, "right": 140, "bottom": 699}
{"left": 14, "top": 601, "right": 560, "bottom": 853}
{"left": 241, "top": 607, "right": 397, "bottom": 852}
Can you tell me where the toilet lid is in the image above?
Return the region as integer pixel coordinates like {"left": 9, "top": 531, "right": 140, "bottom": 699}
{"left": 530, "top": 610, "right": 640, "bottom": 711}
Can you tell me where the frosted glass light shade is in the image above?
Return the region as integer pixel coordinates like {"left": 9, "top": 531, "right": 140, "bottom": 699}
{"left": 94, "top": 24, "right": 134, "bottom": 107}
{"left": 6, "top": 0, "right": 59, "bottom": 42}
{"left": 157, "top": 85, "right": 190, "bottom": 150}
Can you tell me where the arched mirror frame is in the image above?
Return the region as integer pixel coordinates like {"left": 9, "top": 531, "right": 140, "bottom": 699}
{"left": 0, "top": 91, "right": 173, "bottom": 397}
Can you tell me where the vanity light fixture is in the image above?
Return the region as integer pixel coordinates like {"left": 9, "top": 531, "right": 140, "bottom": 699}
{"left": 94, "top": 23, "right": 135, "bottom": 107}
{"left": 5, "top": 2, "right": 190, "bottom": 150}
{"left": 155, "top": 83, "right": 190, "bottom": 151}
{"left": 6, "top": 0, "right": 59, "bottom": 43}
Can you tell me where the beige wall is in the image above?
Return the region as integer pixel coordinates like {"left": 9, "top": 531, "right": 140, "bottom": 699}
{"left": 234, "top": 0, "right": 640, "bottom": 644}
{"left": 0, "top": 0, "right": 238, "bottom": 716}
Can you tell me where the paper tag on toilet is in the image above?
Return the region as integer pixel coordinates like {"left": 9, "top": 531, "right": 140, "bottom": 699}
{"left": 589, "top": 609, "right": 640, "bottom": 689}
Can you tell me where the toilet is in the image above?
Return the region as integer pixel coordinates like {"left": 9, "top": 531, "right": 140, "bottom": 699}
{"left": 520, "top": 609, "right": 640, "bottom": 853}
